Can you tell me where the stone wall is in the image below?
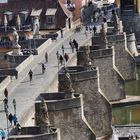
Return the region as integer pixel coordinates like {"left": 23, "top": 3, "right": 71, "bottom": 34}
{"left": 107, "top": 33, "right": 136, "bottom": 81}
{"left": 89, "top": 48, "right": 125, "bottom": 101}
{"left": 58, "top": 67, "right": 112, "bottom": 138}
{"left": 126, "top": 33, "right": 138, "bottom": 56}
{"left": 121, "top": 14, "right": 140, "bottom": 42}
{"left": 35, "top": 93, "right": 96, "bottom": 140}
{"left": 77, "top": 48, "right": 125, "bottom": 101}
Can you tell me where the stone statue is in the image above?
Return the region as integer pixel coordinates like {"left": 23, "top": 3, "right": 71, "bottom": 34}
{"left": 16, "top": 15, "right": 21, "bottom": 30}
{"left": 112, "top": 9, "right": 119, "bottom": 30}
{"left": 35, "top": 98, "right": 50, "bottom": 133}
{"left": 59, "top": 68, "right": 75, "bottom": 93}
{"left": 83, "top": 46, "right": 93, "bottom": 69}
{"left": 33, "top": 16, "right": 40, "bottom": 36}
{"left": 13, "top": 27, "right": 19, "bottom": 46}
{"left": 100, "top": 24, "right": 108, "bottom": 48}
{"left": 12, "top": 27, "right": 23, "bottom": 55}
{"left": 4, "top": 15, "right": 7, "bottom": 32}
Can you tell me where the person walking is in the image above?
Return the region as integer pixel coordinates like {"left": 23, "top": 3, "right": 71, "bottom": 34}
{"left": 41, "top": 63, "right": 46, "bottom": 74}
{"left": 13, "top": 114, "right": 17, "bottom": 126}
{"left": 64, "top": 53, "right": 69, "bottom": 62}
{"left": 28, "top": 69, "right": 33, "bottom": 82}
{"left": 3, "top": 98, "right": 8, "bottom": 109}
{"left": 60, "top": 28, "right": 63, "bottom": 38}
{"left": 45, "top": 52, "right": 48, "bottom": 63}
{"left": 1, "top": 129, "right": 6, "bottom": 140}
{"left": 4, "top": 88, "right": 8, "bottom": 98}
{"left": 8, "top": 113, "right": 13, "bottom": 126}
{"left": 69, "top": 39, "right": 75, "bottom": 53}
{"left": 73, "top": 39, "right": 79, "bottom": 52}
{"left": 59, "top": 55, "right": 64, "bottom": 65}
{"left": 93, "top": 25, "right": 97, "bottom": 35}
{"left": 16, "top": 122, "right": 21, "bottom": 135}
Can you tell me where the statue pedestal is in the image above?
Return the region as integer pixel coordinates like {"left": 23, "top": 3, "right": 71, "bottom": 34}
{"left": 33, "top": 34, "right": 42, "bottom": 39}
{"left": 12, "top": 44, "right": 23, "bottom": 55}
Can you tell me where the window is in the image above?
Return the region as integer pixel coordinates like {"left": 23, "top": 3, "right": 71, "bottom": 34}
{"left": 47, "top": 16, "right": 54, "bottom": 23}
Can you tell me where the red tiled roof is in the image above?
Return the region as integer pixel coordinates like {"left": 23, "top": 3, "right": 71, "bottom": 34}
{"left": 58, "top": 0, "right": 72, "bottom": 18}
{"left": 0, "top": 0, "right": 44, "bottom": 12}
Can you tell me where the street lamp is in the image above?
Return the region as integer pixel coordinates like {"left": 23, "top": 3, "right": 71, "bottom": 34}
{"left": 56, "top": 51, "right": 59, "bottom": 71}
{"left": 61, "top": 45, "right": 65, "bottom": 67}
{"left": 12, "top": 98, "right": 16, "bottom": 116}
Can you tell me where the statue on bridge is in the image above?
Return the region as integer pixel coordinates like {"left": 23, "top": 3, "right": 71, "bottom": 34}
{"left": 83, "top": 46, "right": 93, "bottom": 70}
{"left": 100, "top": 24, "right": 108, "bottom": 48}
{"left": 111, "top": 9, "right": 119, "bottom": 31}
{"left": 12, "top": 27, "right": 23, "bottom": 55}
{"left": 33, "top": 16, "right": 40, "bottom": 38}
{"left": 35, "top": 98, "right": 50, "bottom": 133}
{"left": 59, "top": 68, "right": 75, "bottom": 94}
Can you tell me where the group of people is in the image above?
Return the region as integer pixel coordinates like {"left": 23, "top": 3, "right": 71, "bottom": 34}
{"left": 85, "top": 25, "right": 97, "bottom": 36}
{"left": 69, "top": 39, "right": 79, "bottom": 53}
{"left": 1, "top": 88, "right": 21, "bottom": 139}
{"left": 59, "top": 53, "right": 69, "bottom": 66}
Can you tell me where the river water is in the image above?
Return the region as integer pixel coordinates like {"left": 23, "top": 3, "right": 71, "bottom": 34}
{"left": 112, "top": 66, "right": 140, "bottom": 125}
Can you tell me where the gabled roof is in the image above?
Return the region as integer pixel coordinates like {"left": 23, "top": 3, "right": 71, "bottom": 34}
{"left": 45, "top": 8, "right": 57, "bottom": 16}
{"left": 58, "top": 0, "right": 72, "bottom": 18}
{"left": 31, "top": 9, "right": 42, "bottom": 16}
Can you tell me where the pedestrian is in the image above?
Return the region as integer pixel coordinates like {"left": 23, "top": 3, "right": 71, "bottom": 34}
{"left": 28, "top": 69, "right": 33, "bottom": 82}
{"left": 85, "top": 25, "right": 88, "bottom": 32}
{"left": 8, "top": 113, "right": 13, "bottom": 126}
{"left": 15, "top": 70, "right": 18, "bottom": 79}
{"left": 45, "top": 52, "right": 48, "bottom": 63}
{"left": 60, "top": 28, "right": 63, "bottom": 38}
{"left": 4, "top": 88, "right": 8, "bottom": 98}
{"left": 73, "top": 39, "right": 79, "bottom": 52}
{"left": 16, "top": 122, "right": 21, "bottom": 135}
{"left": 1, "top": 129, "right": 6, "bottom": 140}
{"left": 93, "top": 25, "right": 97, "bottom": 35}
{"left": 13, "top": 114, "right": 17, "bottom": 126}
{"left": 89, "top": 26, "right": 92, "bottom": 34}
{"left": 41, "top": 63, "right": 46, "bottom": 74}
{"left": 69, "top": 39, "right": 74, "bottom": 53}
{"left": 64, "top": 53, "right": 69, "bottom": 62}
{"left": 3, "top": 98, "right": 8, "bottom": 109}
{"left": 59, "top": 55, "right": 64, "bottom": 65}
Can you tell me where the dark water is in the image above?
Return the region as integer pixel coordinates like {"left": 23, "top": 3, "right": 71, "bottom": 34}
{"left": 112, "top": 66, "right": 140, "bottom": 125}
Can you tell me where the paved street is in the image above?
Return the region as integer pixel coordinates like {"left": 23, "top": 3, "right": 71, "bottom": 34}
{"left": 0, "top": 24, "right": 93, "bottom": 131}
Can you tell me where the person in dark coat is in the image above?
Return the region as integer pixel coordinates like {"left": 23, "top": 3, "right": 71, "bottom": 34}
{"left": 28, "top": 69, "right": 33, "bottom": 82}
{"left": 60, "top": 28, "right": 63, "bottom": 38}
{"left": 64, "top": 53, "right": 69, "bottom": 62}
{"left": 42, "top": 63, "right": 46, "bottom": 74}
{"left": 4, "top": 88, "right": 8, "bottom": 98}
{"left": 59, "top": 55, "right": 64, "bottom": 65}
{"left": 73, "top": 39, "right": 79, "bottom": 52}
{"left": 13, "top": 114, "right": 17, "bottom": 126}
{"left": 45, "top": 52, "right": 48, "bottom": 63}
{"left": 8, "top": 113, "right": 13, "bottom": 125}
{"left": 3, "top": 98, "right": 8, "bottom": 109}
{"left": 93, "top": 25, "right": 97, "bottom": 35}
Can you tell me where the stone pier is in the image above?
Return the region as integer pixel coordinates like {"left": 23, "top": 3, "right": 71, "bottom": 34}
{"left": 107, "top": 33, "right": 136, "bottom": 81}
{"left": 35, "top": 92, "right": 96, "bottom": 140}
{"left": 58, "top": 67, "right": 112, "bottom": 138}
{"left": 77, "top": 47, "right": 125, "bottom": 101}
